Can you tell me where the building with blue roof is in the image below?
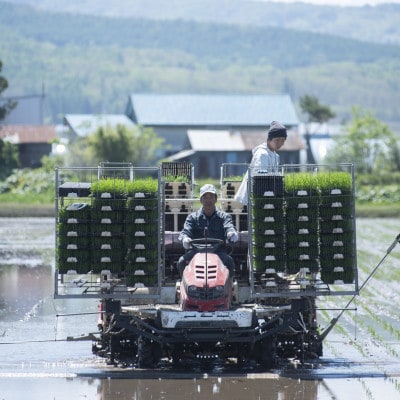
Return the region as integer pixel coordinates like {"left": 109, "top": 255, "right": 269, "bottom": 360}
{"left": 64, "top": 93, "right": 303, "bottom": 177}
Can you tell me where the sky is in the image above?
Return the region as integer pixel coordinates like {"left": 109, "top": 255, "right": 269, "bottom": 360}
{"left": 260, "top": 0, "right": 400, "bottom": 5}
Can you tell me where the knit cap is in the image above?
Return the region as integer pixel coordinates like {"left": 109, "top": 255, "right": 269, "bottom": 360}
{"left": 267, "top": 121, "right": 287, "bottom": 140}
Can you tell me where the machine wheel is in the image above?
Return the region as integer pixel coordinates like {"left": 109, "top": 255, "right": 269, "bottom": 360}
{"left": 260, "top": 338, "right": 277, "bottom": 370}
{"left": 307, "top": 334, "right": 323, "bottom": 358}
{"left": 137, "top": 336, "right": 162, "bottom": 368}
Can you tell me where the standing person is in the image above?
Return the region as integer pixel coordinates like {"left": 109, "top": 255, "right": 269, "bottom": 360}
{"left": 177, "top": 184, "right": 239, "bottom": 276}
{"left": 234, "top": 121, "right": 287, "bottom": 206}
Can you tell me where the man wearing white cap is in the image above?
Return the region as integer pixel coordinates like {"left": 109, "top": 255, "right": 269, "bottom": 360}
{"left": 177, "top": 184, "right": 239, "bottom": 276}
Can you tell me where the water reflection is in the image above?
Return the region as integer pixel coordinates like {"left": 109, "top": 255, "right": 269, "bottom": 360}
{"left": 96, "top": 375, "right": 319, "bottom": 400}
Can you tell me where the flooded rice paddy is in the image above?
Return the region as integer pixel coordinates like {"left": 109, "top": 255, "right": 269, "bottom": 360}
{"left": 1, "top": 217, "right": 400, "bottom": 399}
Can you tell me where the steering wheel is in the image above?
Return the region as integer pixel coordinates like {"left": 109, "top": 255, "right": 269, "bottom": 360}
{"left": 190, "top": 238, "right": 225, "bottom": 252}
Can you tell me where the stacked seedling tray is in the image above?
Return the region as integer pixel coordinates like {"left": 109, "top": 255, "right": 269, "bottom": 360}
{"left": 125, "top": 178, "right": 159, "bottom": 286}
{"left": 318, "top": 171, "right": 355, "bottom": 284}
{"left": 57, "top": 202, "right": 91, "bottom": 274}
{"left": 220, "top": 179, "right": 248, "bottom": 231}
{"left": 162, "top": 162, "right": 193, "bottom": 231}
{"left": 284, "top": 172, "right": 320, "bottom": 275}
{"left": 250, "top": 172, "right": 285, "bottom": 275}
{"left": 90, "top": 178, "right": 130, "bottom": 274}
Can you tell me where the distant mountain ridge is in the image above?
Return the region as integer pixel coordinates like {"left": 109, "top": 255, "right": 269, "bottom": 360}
{"left": 1, "top": 0, "right": 399, "bottom": 127}
{"left": 7, "top": 0, "right": 400, "bottom": 45}
{"left": 1, "top": 2, "right": 397, "bottom": 69}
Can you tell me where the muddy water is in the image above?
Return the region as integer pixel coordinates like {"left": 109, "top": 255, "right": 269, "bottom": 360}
{"left": 1, "top": 217, "right": 400, "bottom": 399}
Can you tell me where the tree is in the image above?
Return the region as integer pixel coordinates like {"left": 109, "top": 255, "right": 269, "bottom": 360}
{"left": 299, "top": 95, "right": 336, "bottom": 163}
{"left": 325, "top": 107, "right": 400, "bottom": 175}
{"left": 0, "top": 139, "right": 20, "bottom": 179}
{"left": 0, "top": 60, "right": 17, "bottom": 122}
{"left": 0, "top": 60, "right": 19, "bottom": 178}
{"left": 67, "top": 124, "right": 166, "bottom": 167}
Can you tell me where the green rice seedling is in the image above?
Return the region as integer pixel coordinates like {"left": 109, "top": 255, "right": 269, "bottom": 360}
{"left": 320, "top": 244, "right": 354, "bottom": 261}
{"left": 319, "top": 218, "right": 354, "bottom": 234}
{"left": 317, "top": 171, "right": 352, "bottom": 195}
{"left": 252, "top": 215, "right": 285, "bottom": 235}
{"left": 285, "top": 206, "right": 317, "bottom": 222}
{"left": 253, "top": 246, "right": 285, "bottom": 261}
{"left": 252, "top": 197, "right": 284, "bottom": 213}
{"left": 252, "top": 257, "right": 286, "bottom": 273}
{"left": 92, "top": 248, "right": 125, "bottom": 262}
{"left": 286, "top": 223, "right": 318, "bottom": 236}
{"left": 287, "top": 259, "right": 319, "bottom": 274}
{"left": 284, "top": 172, "right": 319, "bottom": 197}
{"left": 91, "top": 222, "right": 124, "bottom": 236}
{"left": 124, "top": 222, "right": 159, "bottom": 237}
{"left": 132, "top": 177, "right": 158, "bottom": 197}
{"left": 321, "top": 208, "right": 353, "bottom": 222}
{"left": 124, "top": 232, "right": 159, "bottom": 249}
{"left": 57, "top": 248, "right": 92, "bottom": 274}
{"left": 163, "top": 174, "right": 190, "bottom": 183}
{"left": 319, "top": 232, "right": 354, "bottom": 247}
{"left": 126, "top": 197, "right": 158, "bottom": 210}
{"left": 320, "top": 257, "right": 355, "bottom": 283}
{"left": 57, "top": 221, "right": 90, "bottom": 236}
{"left": 319, "top": 193, "right": 353, "bottom": 207}
{"left": 286, "top": 238, "right": 319, "bottom": 255}
{"left": 124, "top": 272, "right": 158, "bottom": 287}
{"left": 91, "top": 178, "right": 133, "bottom": 199}
{"left": 91, "top": 259, "right": 124, "bottom": 274}
{"left": 58, "top": 203, "right": 91, "bottom": 222}
{"left": 252, "top": 235, "right": 285, "bottom": 249}
{"left": 92, "top": 198, "right": 127, "bottom": 211}
{"left": 91, "top": 236, "right": 125, "bottom": 250}
{"left": 58, "top": 234, "right": 90, "bottom": 249}
{"left": 91, "top": 209, "right": 126, "bottom": 223}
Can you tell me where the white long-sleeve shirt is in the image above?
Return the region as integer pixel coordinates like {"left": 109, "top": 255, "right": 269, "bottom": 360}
{"left": 234, "top": 143, "right": 280, "bottom": 206}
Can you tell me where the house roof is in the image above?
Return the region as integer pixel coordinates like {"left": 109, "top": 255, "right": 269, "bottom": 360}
{"left": 63, "top": 114, "right": 135, "bottom": 137}
{"left": 184, "top": 129, "right": 305, "bottom": 152}
{"left": 126, "top": 94, "right": 299, "bottom": 127}
{"left": 0, "top": 95, "right": 45, "bottom": 125}
{"left": 187, "top": 130, "right": 245, "bottom": 151}
{"left": 0, "top": 125, "right": 56, "bottom": 144}
{"left": 168, "top": 149, "right": 196, "bottom": 161}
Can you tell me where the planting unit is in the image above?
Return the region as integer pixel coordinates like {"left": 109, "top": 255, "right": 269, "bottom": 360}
{"left": 54, "top": 162, "right": 358, "bottom": 369}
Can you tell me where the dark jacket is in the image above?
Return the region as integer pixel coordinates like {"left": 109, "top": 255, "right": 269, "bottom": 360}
{"left": 179, "top": 208, "right": 236, "bottom": 241}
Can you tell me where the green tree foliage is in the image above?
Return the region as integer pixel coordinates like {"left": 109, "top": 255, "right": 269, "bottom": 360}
{"left": 1, "top": 3, "right": 400, "bottom": 123}
{"left": 0, "top": 59, "right": 19, "bottom": 178}
{"left": 67, "top": 124, "right": 165, "bottom": 167}
{"left": 0, "top": 139, "right": 20, "bottom": 179}
{"left": 0, "top": 60, "right": 17, "bottom": 121}
{"left": 299, "top": 95, "right": 336, "bottom": 123}
{"left": 325, "top": 107, "right": 400, "bottom": 175}
{"left": 299, "top": 94, "right": 336, "bottom": 164}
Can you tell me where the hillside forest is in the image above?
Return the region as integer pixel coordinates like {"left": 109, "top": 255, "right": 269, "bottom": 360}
{"left": 0, "top": 0, "right": 399, "bottom": 127}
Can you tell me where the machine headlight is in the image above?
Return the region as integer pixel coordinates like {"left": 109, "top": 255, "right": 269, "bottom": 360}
{"left": 188, "top": 285, "right": 199, "bottom": 293}
{"left": 215, "top": 285, "right": 224, "bottom": 292}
